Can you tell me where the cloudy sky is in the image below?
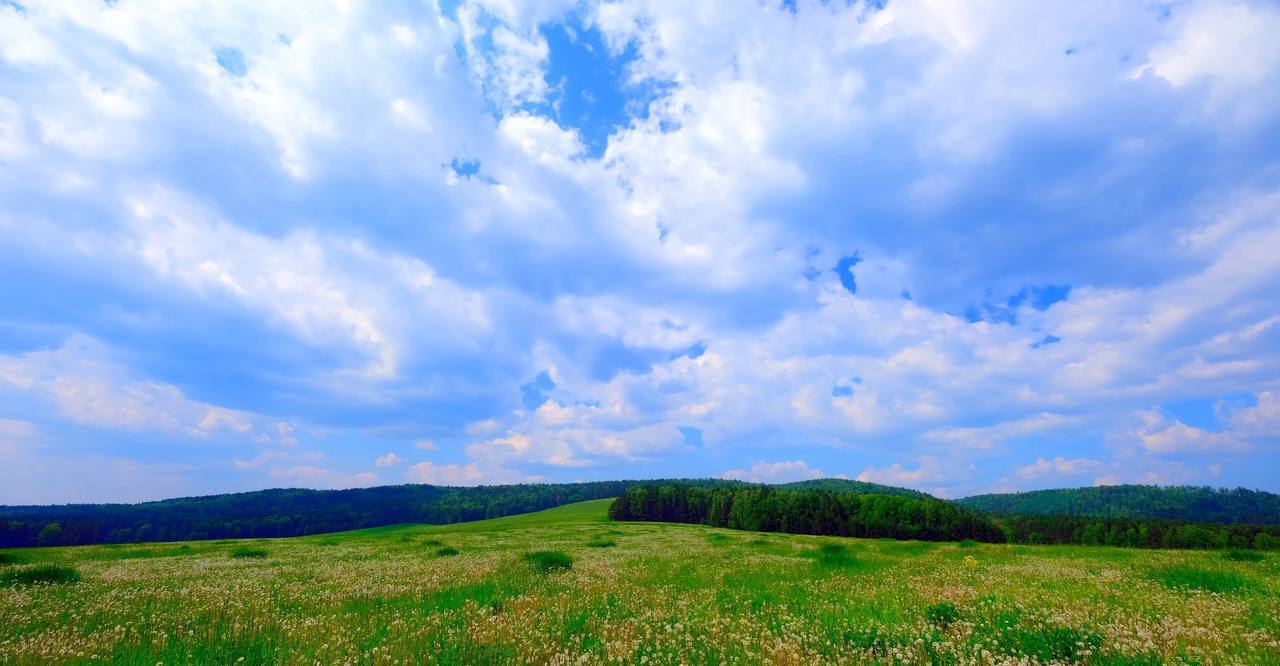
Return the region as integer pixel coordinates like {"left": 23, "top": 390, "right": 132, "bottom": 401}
{"left": 1, "top": 0, "right": 1279, "bottom": 503}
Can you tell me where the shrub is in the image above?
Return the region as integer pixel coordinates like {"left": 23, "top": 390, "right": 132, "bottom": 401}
{"left": 957, "top": 539, "right": 979, "bottom": 549}
{"left": 229, "top": 547, "right": 269, "bottom": 559}
{"left": 1152, "top": 565, "right": 1247, "bottom": 593}
{"left": 0, "top": 552, "right": 22, "bottom": 565}
{"left": 1006, "top": 626, "right": 1102, "bottom": 662}
{"left": 586, "top": 538, "right": 616, "bottom": 548}
{"left": 435, "top": 547, "right": 460, "bottom": 557}
{"left": 524, "top": 550, "right": 573, "bottom": 573}
{"left": 1253, "top": 533, "right": 1280, "bottom": 551}
{"left": 1222, "top": 549, "right": 1264, "bottom": 562}
{"left": 925, "top": 602, "right": 959, "bottom": 626}
{"left": 818, "top": 543, "right": 846, "bottom": 556}
{"left": 421, "top": 538, "right": 444, "bottom": 546}
{"left": 0, "top": 565, "right": 80, "bottom": 586}
{"left": 810, "top": 543, "right": 860, "bottom": 569}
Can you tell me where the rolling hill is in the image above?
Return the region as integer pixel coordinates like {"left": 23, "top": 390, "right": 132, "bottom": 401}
{"left": 957, "top": 484, "right": 1280, "bottom": 524}
{"left": 0, "top": 477, "right": 924, "bottom": 548}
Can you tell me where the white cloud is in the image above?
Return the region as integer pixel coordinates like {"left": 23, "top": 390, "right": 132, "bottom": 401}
{"left": 925, "top": 414, "right": 1077, "bottom": 451}
{"left": 1140, "top": 3, "right": 1280, "bottom": 92}
{"left": 720, "top": 460, "right": 833, "bottom": 484}
{"left": 1015, "top": 456, "right": 1103, "bottom": 479}
{"left": 1223, "top": 391, "right": 1280, "bottom": 439}
{"left": 269, "top": 465, "right": 379, "bottom": 490}
{"left": 857, "top": 457, "right": 954, "bottom": 487}
{"left": 1117, "top": 391, "right": 1280, "bottom": 456}
{"left": 374, "top": 452, "right": 402, "bottom": 468}
{"left": 405, "top": 459, "right": 541, "bottom": 486}
{"left": 126, "top": 189, "right": 491, "bottom": 381}
{"left": 0, "top": 335, "right": 292, "bottom": 443}
{"left": 0, "top": 417, "right": 37, "bottom": 462}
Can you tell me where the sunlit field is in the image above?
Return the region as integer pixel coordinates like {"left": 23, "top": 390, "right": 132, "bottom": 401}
{"left": 1, "top": 499, "right": 1278, "bottom": 664}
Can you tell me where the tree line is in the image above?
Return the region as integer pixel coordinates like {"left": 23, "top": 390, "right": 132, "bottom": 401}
{"left": 609, "top": 484, "right": 1280, "bottom": 550}
{"left": 999, "top": 514, "right": 1280, "bottom": 550}
{"left": 958, "top": 484, "right": 1280, "bottom": 524}
{"left": 608, "top": 484, "right": 1007, "bottom": 542}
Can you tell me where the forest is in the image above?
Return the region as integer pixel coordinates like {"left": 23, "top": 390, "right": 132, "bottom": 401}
{"left": 608, "top": 484, "right": 1007, "bottom": 542}
{"left": 959, "top": 484, "right": 1280, "bottom": 523}
{"left": 0, "top": 481, "right": 645, "bottom": 547}
{"left": 998, "top": 513, "right": 1280, "bottom": 550}
{"left": 610, "top": 484, "right": 1280, "bottom": 550}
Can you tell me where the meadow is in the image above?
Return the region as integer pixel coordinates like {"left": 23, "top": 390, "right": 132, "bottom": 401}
{"left": 0, "top": 499, "right": 1277, "bottom": 664}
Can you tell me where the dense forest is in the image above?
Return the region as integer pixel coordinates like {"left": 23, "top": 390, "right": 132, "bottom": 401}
{"left": 0, "top": 481, "right": 656, "bottom": 548}
{"left": 959, "top": 485, "right": 1280, "bottom": 524}
{"left": 999, "top": 514, "right": 1280, "bottom": 550}
{"left": 608, "top": 484, "right": 1006, "bottom": 542}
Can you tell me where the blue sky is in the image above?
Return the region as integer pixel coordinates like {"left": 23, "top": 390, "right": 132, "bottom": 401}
{"left": 1, "top": 0, "right": 1279, "bottom": 503}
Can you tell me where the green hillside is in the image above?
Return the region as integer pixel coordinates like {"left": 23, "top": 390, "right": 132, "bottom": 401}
{"left": 958, "top": 485, "right": 1280, "bottom": 524}
{"left": 0, "top": 478, "right": 924, "bottom": 548}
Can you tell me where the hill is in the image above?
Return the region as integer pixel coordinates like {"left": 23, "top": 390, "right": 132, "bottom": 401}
{"left": 0, "top": 477, "right": 922, "bottom": 548}
{"left": 957, "top": 485, "right": 1280, "bottom": 524}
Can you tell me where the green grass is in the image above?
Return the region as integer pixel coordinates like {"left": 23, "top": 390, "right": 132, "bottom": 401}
{"left": 0, "top": 564, "right": 80, "bottom": 586}
{"left": 0, "top": 552, "right": 22, "bottom": 565}
{"left": 523, "top": 550, "right": 573, "bottom": 573}
{"left": 924, "top": 602, "right": 959, "bottom": 626}
{"left": 1224, "top": 549, "right": 1266, "bottom": 562}
{"left": 1, "top": 500, "right": 1277, "bottom": 663}
{"left": 1152, "top": 565, "right": 1250, "bottom": 593}
{"left": 228, "top": 546, "right": 269, "bottom": 559}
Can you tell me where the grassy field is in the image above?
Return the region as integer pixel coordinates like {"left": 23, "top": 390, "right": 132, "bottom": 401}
{"left": 1, "top": 499, "right": 1278, "bottom": 664}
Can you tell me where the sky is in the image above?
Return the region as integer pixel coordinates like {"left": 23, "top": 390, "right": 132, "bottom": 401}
{"left": 1, "top": 0, "right": 1279, "bottom": 504}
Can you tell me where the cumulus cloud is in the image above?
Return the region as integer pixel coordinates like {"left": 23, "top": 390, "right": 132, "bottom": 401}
{"left": 405, "top": 460, "right": 542, "bottom": 486}
{"left": 2, "top": 0, "right": 1280, "bottom": 500}
{"left": 925, "top": 414, "right": 1079, "bottom": 451}
{"left": 1138, "top": 1, "right": 1280, "bottom": 118}
{"left": 1117, "top": 391, "right": 1280, "bottom": 455}
{"left": 1015, "top": 456, "right": 1103, "bottom": 480}
{"left": 0, "top": 335, "right": 293, "bottom": 444}
{"left": 125, "top": 189, "right": 491, "bottom": 381}
{"left": 857, "top": 457, "right": 952, "bottom": 487}
{"left": 721, "top": 460, "right": 834, "bottom": 484}
{"left": 269, "top": 465, "right": 379, "bottom": 490}
{"left": 374, "top": 452, "right": 402, "bottom": 468}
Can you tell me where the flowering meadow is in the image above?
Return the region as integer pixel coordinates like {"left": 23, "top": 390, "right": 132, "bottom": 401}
{"left": 0, "top": 499, "right": 1277, "bottom": 664}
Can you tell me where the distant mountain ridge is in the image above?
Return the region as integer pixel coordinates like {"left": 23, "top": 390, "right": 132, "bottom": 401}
{"left": 957, "top": 484, "right": 1280, "bottom": 525}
